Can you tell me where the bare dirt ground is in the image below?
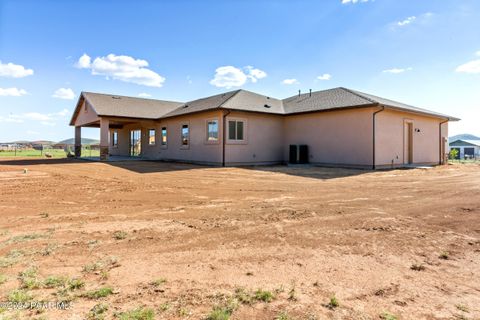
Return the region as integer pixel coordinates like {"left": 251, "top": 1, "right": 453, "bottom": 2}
{"left": 0, "top": 158, "right": 479, "bottom": 320}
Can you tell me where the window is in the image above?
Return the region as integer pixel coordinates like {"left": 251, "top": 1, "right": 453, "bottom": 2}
{"left": 228, "top": 120, "right": 244, "bottom": 140}
{"left": 207, "top": 119, "right": 219, "bottom": 141}
{"left": 181, "top": 124, "right": 189, "bottom": 146}
{"left": 148, "top": 129, "right": 156, "bottom": 145}
{"left": 112, "top": 130, "right": 118, "bottom": 147}
{"left": 161, "top": 127, "right": 167, "bottom": 145}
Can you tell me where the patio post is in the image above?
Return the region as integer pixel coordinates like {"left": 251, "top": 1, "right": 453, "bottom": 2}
{"left": 100, "top": 118, "right": 110, "bottom": 161}
{"left": 74, "top": 126, "right": 81, "bottom": 157}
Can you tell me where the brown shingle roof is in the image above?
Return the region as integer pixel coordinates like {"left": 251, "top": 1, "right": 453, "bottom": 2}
{"left": 70, "top": 88, "right": 459, "bottom": 125}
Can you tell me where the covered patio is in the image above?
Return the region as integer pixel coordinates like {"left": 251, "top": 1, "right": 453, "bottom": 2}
{"left": 70, "top": 92, "right": 182, "bottom": 161}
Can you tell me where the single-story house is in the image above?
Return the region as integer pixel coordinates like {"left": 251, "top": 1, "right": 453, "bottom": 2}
{"left": 449, "top": 139, "right": 480, "bottom": 159}
{"left": 69, "top": 87, "right": 458, "bottom": 169}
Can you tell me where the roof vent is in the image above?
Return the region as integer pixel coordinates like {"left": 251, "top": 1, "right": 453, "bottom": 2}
{"left": 112, "top": 96, "right": 121, "bottom": 99}
{"left": 183, "top": 104, "right": 189, "bottom": 108}
{"left": 298, "top": 90, "right": 301, "bottom": 97}
{"left": 264, "top": 104, "right": 271, "bottom": 108}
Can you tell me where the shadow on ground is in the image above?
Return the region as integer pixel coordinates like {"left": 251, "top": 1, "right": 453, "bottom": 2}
{"left": 0, "top": 157, "right": 371, "bottom": 179}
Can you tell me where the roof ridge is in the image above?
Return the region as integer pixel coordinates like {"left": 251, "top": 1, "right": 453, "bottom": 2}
{"left": 339, "top": 87, "right": 378, "bottom": 104}
{"left": 217, "top": 89, "right": 242, "bottom": 109}
{"left": 82, "top": 91, "right": 183, "bottom": 104}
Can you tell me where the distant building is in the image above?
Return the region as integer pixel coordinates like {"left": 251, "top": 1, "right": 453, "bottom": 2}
{"left": 449, "top": 139, "right": 480, "bottom": 159}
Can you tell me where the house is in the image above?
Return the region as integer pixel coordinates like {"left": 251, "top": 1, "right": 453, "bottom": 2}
{"left": 69, "top": 87, "right": 458, "bottom": 169}
{"left": 449, "top": 139, "right": 480, "bottom": 159}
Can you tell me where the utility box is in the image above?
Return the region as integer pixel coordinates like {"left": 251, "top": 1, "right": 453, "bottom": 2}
{"left": 289, "top": 145, "right": 298, "bottom": 164}
{"left": 299, "top": 145, "right": 309, "bottom": 164}
{"left": 289, "top": 144, "right": 309, "bottom": 164}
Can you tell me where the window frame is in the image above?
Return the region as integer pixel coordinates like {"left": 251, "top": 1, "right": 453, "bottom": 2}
{"left": 161, "top": 126, "right": 168, "bottom": 148}
{"left": 205, "top": 118, "right": 220, "bottom": 144}
{"left": 181, "top": 123, "right": 190, "bottom": 149}
{"left": 112, "top": 130, "right": 118, "bottom": 147}
{"left": 226, "top": 118, "right": 247, "bottom": 144}
{"left": 148, "top": 128, "right": 156, "bottom": 146}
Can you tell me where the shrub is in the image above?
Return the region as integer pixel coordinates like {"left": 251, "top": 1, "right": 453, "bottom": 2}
{"left": 117, "top": 307, "right": 155, "bottom": 320}
{"left": 206, "top": 307, "right": 231, "bottom": 320}
{"left": 68, "top": 278, "right": 85, "bottom": 290}
{"left": 410, "top": 264, "right": 425, "bottom": 271}
{"left": 0, "top": 274, "right": 7, "bottom": 285}
{"left": 254, "top": 289, "right": 274, "bottom": 302}
{"left": 82, "top": 287, "right": 113, "bottom": 299}
{"left": 380, "top": 312, "right": 398, "bottom": 320}
{"left": 7, "top": 289, "right": 32, "bottom": 303}
{"left": 439, "top": 252, "right": 449, "bottom": 260}
{"left": 43, "top": 276, "right": 67, "bottom": 288}
{"left": 87, "top": 303, "right": 109, "bottom": 320}
{"left": 113, "top": 231, "right": 128, "bottom": 240}
{"left": 327, "top": 296, "right": 339, "bottom": 309}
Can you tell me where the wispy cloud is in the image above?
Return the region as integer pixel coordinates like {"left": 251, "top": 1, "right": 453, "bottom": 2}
{"left": 0, "top": 61, "right": 34, "bottom": 78}
{"left": 0, "top": 109, "right": 69, "bottom": 126}
{"left": 210, "top": 65, "right": 267, "bottom": 88}
{"left": 341, "top": 0, "right": 369, "bottom": 4}
{"left": 456, "top": 56, "right": 480, "bottom": 74}
{"left": 75, "top": 53, "right": 166, "bottom": 87}
{"left": 52, "top": 88, "right": 75, "bottom": 100}
{"left": 317, "top": 74, "right": 332, "bottom": 80}
{"left": 382, "top": 67, "right": 413, "bottom": 74}
{"left": 397, "top": 16, "right": 416, "bottom": 27}
{"left": 282, "top": 78, "right": 299, "bottom": 85}
{"left": 0, "top": 88, "right": 28, "bottom": 96}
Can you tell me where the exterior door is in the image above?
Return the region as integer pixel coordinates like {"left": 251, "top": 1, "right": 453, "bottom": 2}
{"left": 130, "top": 129, "right": 141, "bottom": 157}
{"left": 404, "top": 122, "right": 413, "bottom": 164}
{"left": 464, "top": 147, "right": 474, "bottom": 159}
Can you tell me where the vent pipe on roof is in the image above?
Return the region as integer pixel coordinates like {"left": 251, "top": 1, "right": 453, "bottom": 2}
{"left": 309, "top": 89, "right": 312, "bottom": 97}
{"left": 298, "top": 90, "right": 301, "bottom": 97}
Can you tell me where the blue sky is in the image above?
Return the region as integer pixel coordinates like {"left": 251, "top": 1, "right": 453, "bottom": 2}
{"left": 0, "top": 0, "right": 479, "bottom": 141}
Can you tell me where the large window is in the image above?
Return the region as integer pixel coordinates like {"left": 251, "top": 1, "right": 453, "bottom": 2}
{"left": 112, "top": 130, "right": 118, "bottom": 147}
{"left": 207, "top": 119, "right": 219, "bottom": 141}
{"left": 161, "top": 127, "right": 167, "bottom": 146}
{"left": 148, "top": 129, "right": 156, "bottom": 145}
{"left": 181, "top": 124, "right": 189, "bottom": 146}
{"left": 228, "top": 120, "right": 244, "bottom": 141}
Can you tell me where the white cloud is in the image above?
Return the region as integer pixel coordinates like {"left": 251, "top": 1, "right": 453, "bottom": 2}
{"left": 75, "top": 53, "right": 166, "bottom": 87}
{"left": 52, "top": 88, "right": 75, "bottom": 100}
{"left": 210, "top": 65, "right": 267, "bottom": 88}
{"left": 138, "top": 93, "right": 152, "bottom": 98}
{"left": 0, "top": 61, "right": 34, "bottom": 78}
{"left": 75, "top": 53, "right": 91, "bottom": 69}
{"left": 0, "top": 108, "right": 70, "bottom": 126}
{"left": 397, "top": 16, "right": 416, "bottom": 26}
{"left": 382, "top": 67, "right": 413, "bottom": 74}
{"left": 0, "top": 88, "right": 28, "bottom": 96}
{"left": 456, "top": 59, "right": 480, "bottom": 74}
{"left": 342, "top": 0, "right": 369, "bottom": 4}
{"left": 476, "top": 51, "right": 480, "bottom": 57}
{"left": 244, "top": 66, "right": 267, "bottom": 83}
{"left": 282, "top": 79, "right": 299, "bottom": 85}
{"left": 317, "top": 74, "right": 332, "bottom": 80}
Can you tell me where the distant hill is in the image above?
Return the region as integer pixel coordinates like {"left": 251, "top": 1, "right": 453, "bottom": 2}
{"left": 1, "top": 138, "right": 99, "bottom": 145}
{"left": 56, "top": 138, "right": 99, "bottom": 145}
{"left": 449, "top": 134, "right": 480, "bottom": 141}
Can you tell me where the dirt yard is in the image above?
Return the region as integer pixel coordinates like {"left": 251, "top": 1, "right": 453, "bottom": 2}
{"left": 0, "top": 159, "right": 478, "bottom": 320}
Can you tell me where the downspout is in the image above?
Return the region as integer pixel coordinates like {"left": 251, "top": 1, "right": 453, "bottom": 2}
{"left": 372, "top": 106, "right": 385, "bottom": 170}
{"left": 439, "top": 119, "right": 449, "bottom": 164}
{"left": 222, "top": 109, "right": 231, "bottom": 167}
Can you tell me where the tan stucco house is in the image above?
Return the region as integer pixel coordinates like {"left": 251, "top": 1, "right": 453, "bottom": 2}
{"left": 69, "top": 87, "right": 458, "bottom": 169}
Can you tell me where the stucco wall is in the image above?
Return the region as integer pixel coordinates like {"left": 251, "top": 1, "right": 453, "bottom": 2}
{"left": 74, "top": 101, "right": 100, "bottom": 127}
{"left": 375, "top": 109, "right": 447, "bottom": 166}
{"left": 108, "top": 110, "right": 223, "bottom": 164}
{"left": 225, "top": 111, "right": 284, "bottom": 165}
{"left": 104, "top": 106, "right": 450, "bottom": 168}
{"left": 284, "top": 108, "right": 375, "bottom": 167}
